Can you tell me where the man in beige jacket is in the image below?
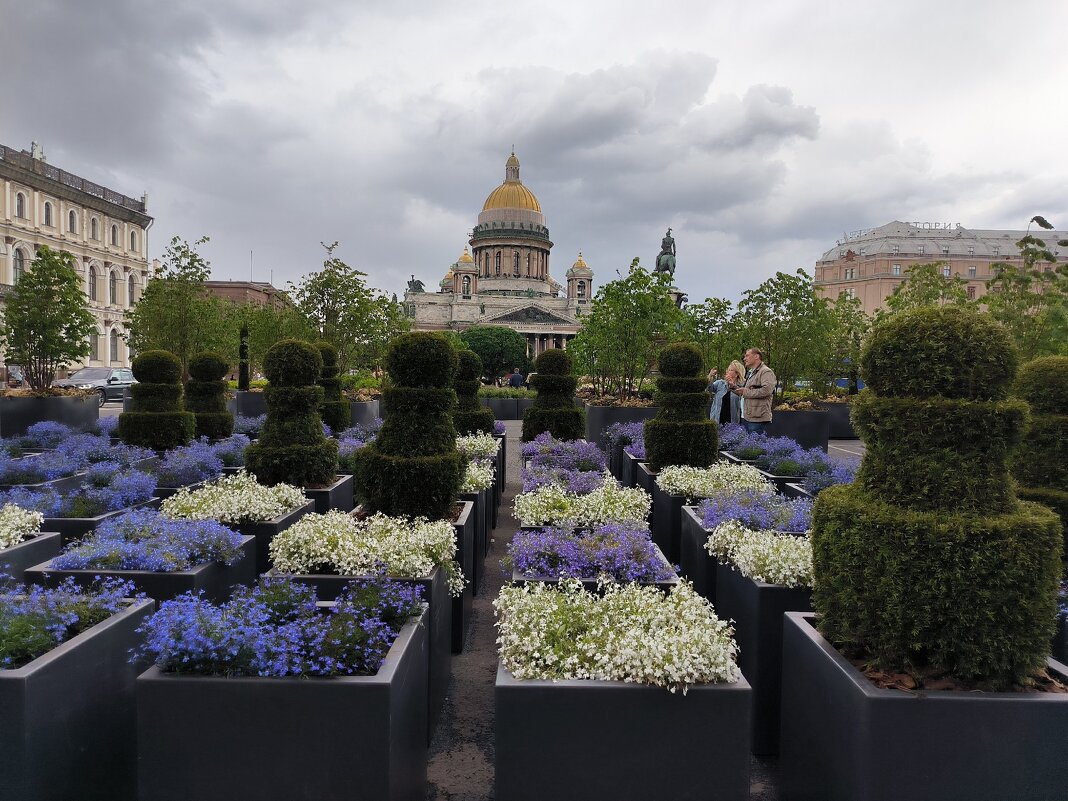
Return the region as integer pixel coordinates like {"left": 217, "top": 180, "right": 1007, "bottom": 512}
{"left": 732, "top": 348, "right": 777, "bottom": 434}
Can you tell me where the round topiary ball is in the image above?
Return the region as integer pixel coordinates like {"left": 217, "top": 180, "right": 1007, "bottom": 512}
{"left": 132, "top": 350, "right": 181, "bottom": 384}
{"left": 456, "top": 350, "right": 482, "bottom": 381}
{"left": 315, "top": 341, "right": 339, "bottom": 368}
{"left": 1015, "top": 356, "right": 1068, "bottom": 416}
{"left": 264, "top": 340, "right": 323, "bottom": 387}
{"left": 188, "top": 352, "right": 230, "bottom": 382}
{"left": 861, "top": 306, "right": 1018, "bottom": 400}
{"left": 658, "top": 343, "right": 703, "bottom": 378}
{"left": 386, "top": 332, "right": 458, "bottom": 388}
{"left": 535, "top": 348, "right": 571, "bottom": 375}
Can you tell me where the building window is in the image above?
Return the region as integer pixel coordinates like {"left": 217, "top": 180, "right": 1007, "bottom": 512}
{"left": 109, "top": 330, "right": 119, "bottom": 363}
{"left": 68, "top": 210, "right": 77, "bottom": 233}
{"left": 577, "top": 281, "right": 586, "bottom": 298}
{"left": 968, "top": 266, "right": 976, "bottom": 277}
{"left": 44, "top": 202, "right": 53, "bottom": 227}
{"left": 128, "top": 274, "right": 137, "bottom": 304}
{"left": 15, "top": 193, "right": 25, "bottom": 218}
{"left": 130, "top": 230, "right": 137, "bottom": 252}
{"left": 88, "top": 331, "right": 99, "bottom": 362}
{"left": 941, "top": 246, "right": 950, "bottom": 255}
{"left": 967, "top": 286, "right": 976, "bottom": 300}
{"left": 992, "top": 246, "right": 1000, "bottom": 257}
{"left": 942, "top": 266, "right": 951, "bottom": 278}
{"left": 892, "top": 264, "right": 901, "bottom": 276}
{"left": 495, "top": 252, "right": 501, "bottom": 276}
{"left": 967, "top": 246, "right": 974, "bottom": 255}
{"left": 91, "top": 218, "right": 99, "bottom": 240}
{"left": 918, "top": 245, "right": 925, "bottom": 255}
{"left": 858, "top": 248, "right": 866, "bottom": 256}
{"left": 462, "top": 275, "right": 471, "bottom": 296}
{"left": 13, "top": 249, "right": 26, "bottom": 283}
{"left": 110, "top": 271, "right": 118, "bottom": 304}
{"left": 89, "top": 266, "right": 98, "bottom": 301}
{"left": 111, "top": 225, "right": 118, "bottom": 246}
{"left": 892, "top": 245, "right": 900, "bottom": 254}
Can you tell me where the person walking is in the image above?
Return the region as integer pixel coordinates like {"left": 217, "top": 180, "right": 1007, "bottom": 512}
{"left": 733, "top": 348, "right": 776, "bottom": 433}
{"left": 710, "top": 360, "right": 744, "bottom": 424}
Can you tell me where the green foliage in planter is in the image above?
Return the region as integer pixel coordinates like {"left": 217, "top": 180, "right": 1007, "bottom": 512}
{"left": 316, "top": 341, "right": 349, "bottom": 433}
{"left": 453, "top": 350, "right": 495, "bottom": 436}
{"left": 353, "top": 332, "right": 463, "bottom": 519}
{"left": 245, "top": 340, "right": 338, "bottom": 487}
{"left": 812, "top": 306, "right": 1062, "bottom": 689}
{"left": 644, "top": 343, "right": 717, "bottom": 471}
{"left": 522, "top": 349, "right": 584, "bottom": 442}
{"left": 119, "top": 350, "right": 196, "bottom": 450}
{"left": 185, "top": 351, "right": 233, "bottom": 439}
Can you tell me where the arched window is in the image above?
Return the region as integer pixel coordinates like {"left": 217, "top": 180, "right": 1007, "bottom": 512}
{"left": 109, "top": 271, "right": 118, "bottom": 304}
{"left": 495, "top": 252, "right": 501, "bottom": 276}
{"left": 88, "top": 331, "right": 99, "bottom": 362}
{"left": 69, "top": 210, "right": 77, "bottom": 233}
{"left": 44, "top": 202, "right": 53, "bottom": 227}
{"left": 128, "top": 274, "right": 137, "bottom": 304}
{"left": 111, "top": 225, "right": 118, "bottom": 246}
{"left": 13, "top": 249, "right": 26, "bottom": 283}
{"left": 91, "top": 218, "right": 99, "bottom": 240}
{"left": 130, "top": 230, "right": 137, "bottom": 251}
{"left": 109, "top": 330, "right": 119, "bottom": 363}
{"left": 577, "top": 281, "right": 586, "bottom": 298}
{"left": 89, "top": 266, "right": 98, "bottom": 301}
{"left": 15, "top": 193, "right": 25, "bottom": 218}
{"left": 462, "top": 275, "right": 471, "bottom": 296}
{"left": 513, "top": 252, "right": 520, "bottom": 276}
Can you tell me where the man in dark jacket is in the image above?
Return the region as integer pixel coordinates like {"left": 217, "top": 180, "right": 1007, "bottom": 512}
{"left": 508, "top": 368, "right": 525, "bottom": 388}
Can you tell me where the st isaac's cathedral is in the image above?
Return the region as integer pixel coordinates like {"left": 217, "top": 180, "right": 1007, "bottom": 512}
{"left": 403, "top": 152, "right": 593, "bottom": 359}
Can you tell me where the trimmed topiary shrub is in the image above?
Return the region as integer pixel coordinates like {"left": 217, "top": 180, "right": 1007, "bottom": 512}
{"left": 316, "top": 341, "right": 348, "bottom": 434}
{"left": 185, "top": 351, "right": 233, "bottom": 440}
{"left": 245, "top": 340, "right": 339, "bottom": 487}
{"left": 453, "top": 350, "right": 495, "bottom": 436}
{"left": 521, "top": 349, "right": 584, "bottom": 442}
{"left": 812, "top": 306, "right": 1062, "bottom": 689}
{"left": 353, "top": 332, "right": 463, "bottom": 519}
{"left": 644, "top": 343, "right": 718, "bottom": 471}
{"left": 118, "top": 350, "right": 196, "bottom": 450}
{"left": 1012, "top": 355, "right": 1068, "bottom": 553}
{"left": 238, "top": 323, "right": 250, "bottom": 392}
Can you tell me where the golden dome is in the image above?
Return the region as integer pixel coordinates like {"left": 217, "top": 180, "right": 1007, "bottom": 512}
{"left": 458, "top": 246, "right": 474, "bottom": 263}
{"left": 573, "top": 251, "right": 588, "bottom": 270}
{"left": 482, "top": 151, "right": 542, "bottom": 213}
{"left": 506, "top": 152, "right": 520, "bottom": 168}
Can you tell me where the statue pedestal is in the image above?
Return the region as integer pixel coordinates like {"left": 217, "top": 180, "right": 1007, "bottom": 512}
{"left": 668, "top": 287, "right": 688, "bottom": 308}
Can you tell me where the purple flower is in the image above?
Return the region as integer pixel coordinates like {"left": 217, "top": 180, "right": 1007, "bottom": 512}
{"left": 603, "top": 421, "right": 645, "bottom": 448}
{"left": 506, "top": 523, "right": 674, "bottom": 583}
{"left": 337, "top": 418, "right": 383, "bottom": 443}
{"left": 718, "top": 423, "right": 747, "bottom": 450}
{"left": 156, "top": 439, "right": 224, "bottom": 487}
{"left": 802, "top": 460, "right": 857, "bottom": 495}
{"left": 699, "top": 490, "right": 812, "bottom": 532}
{"left": 494, "top": 420, "right": 507, "bottom": 436}
{"left": 210, "top": 435, "right": 251, "bottom": 467}
{"left": 92, "top": 416, "right": 120, "bottom": 437}
{"left": 522, "top": 434, "right": 607, "bottom": 472}
{"left": 623, "top": 440, "right": 646, "bottom": 459}
{"left": 233, "top": 415, "right": 266, "bottom": 435}
{"left": 20, "top": 421, "right": 75, "bottom": 449}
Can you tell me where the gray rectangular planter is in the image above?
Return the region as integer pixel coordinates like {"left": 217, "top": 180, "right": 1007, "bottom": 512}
{"left": 47, "top": 497, "right": 163, "bottom": 545}
{"left": 0, "top": 532, "right": 62, "bottom": 583}
{"left": 511, "top": 543, "right": 678, "bottom": 592}
{"left": 493, "top": 432, "right": 506, "bottom": 498}
{"left": 495, "top": 663, "right": 751, "bottom": 801}
{"left": 715, "top": 561, "right": 812, "bottom": 755}
{"left": 228, "top": 390, "right": 267, "bottom": 418}
{"left": 151, "top": 479, "right": 206, "bottom": 500}
{"left": 650, "top": 478, "right": 686, "bottom": 564}
{"left": 679, "top": 506, "right": 718, "bottom": 602}
{"left": 779, "top": 612, "right": 1068, "bottom": 801}
{"left": 516, "top": 397, "right": 534, "bottom": 418}
{"left": 0, "top": 471, "right": 86, "bottom": 494}
{"left": 621, "top": 450, "right": 643, "bottom": 488}
{"left": 758, "top": 468, "right": 806, "bottom": 495}
{"left": 0, "top": 598, "right": 155, "bottom": 801}
{"left": 782, "top": 481, "right": 815, "bottom": 500}
{"left": 0, "top": 395, "right": 98, "bottom": 439}
{"left": 583, "top": 404, "right": 658, "bottom": 450}
{"left": 137, "top": 607, "right": 429, "bottom": 801}
{"left": 304, "top": 473, "right": 355, "bottom": 514}
{"left": 236, "top": 499, "right": 315, "bottom": 574}
{"left": 25, "top": 536, "right": 256, "bottom": 604}
{"left": 459, "top": 488, "right": 488, "bottom": 595}
{"left": 818, "top": 400, "right": 855, "bottom": 439}
{"left": 481, "top": 397, "right": 518, "bottom": 419}
{"left": 349, "top": 398, "right": 381, "bottom": 428}
{"left": 766, "top": 409, "right": 830, "bottom": 452}
{"left": 451, "top": 500, "right": 475, "bottom": 653}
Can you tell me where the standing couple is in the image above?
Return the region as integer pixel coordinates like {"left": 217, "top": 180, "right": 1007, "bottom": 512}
{"left": 708, "top": 348, "right": 776, "bottom": 434}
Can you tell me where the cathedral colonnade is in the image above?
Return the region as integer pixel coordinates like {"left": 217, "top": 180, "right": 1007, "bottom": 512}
{"left": 522, "top": 332, "right": 574, "bottom": 360}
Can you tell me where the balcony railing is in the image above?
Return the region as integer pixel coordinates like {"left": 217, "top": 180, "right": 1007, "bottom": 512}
{"left": 0, "top": 145, "right": 147, "bottom": 213}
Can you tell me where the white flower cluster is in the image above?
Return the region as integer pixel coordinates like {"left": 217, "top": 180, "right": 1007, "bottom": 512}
{"left": 0, "top": 503, "right": 44, "bottom": 549}
{"left": 656, "top": 463, "right": 772, "bottom": 499}
{"left": 160, "top": 469, "right": 306, "bottom": 525}
{"left": 456, "top": 433, "right": 501, "bottom": 461}
{"left": 704, "top": 520, "right": 813, "bottom": 588}
{"left": 460, "top": 460, "right": 495, "bottom": 493}
{"left": 494, "top": 579, "right": 741, "bottom": 692}
{"left": 513, "top": 480, "right": 650, "bottom": 527}
{"left": 269, "top": 509, "right": 465, "bottom": 596}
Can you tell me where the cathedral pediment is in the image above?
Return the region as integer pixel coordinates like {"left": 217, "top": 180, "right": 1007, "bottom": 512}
{"left": 483, "top": 303, "right": 576, "bottom": 326}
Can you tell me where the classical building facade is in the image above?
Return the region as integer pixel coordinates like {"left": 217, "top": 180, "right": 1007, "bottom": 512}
{"left": 405, "top": 153, "right": 593, "bottom": 359}
{"left": 814, "top": 220, "right": 1067, "bottom": 314}
{"left": 0, "top": 142, "right": 153, "bottom": 369}
{"left": 203, "top": 280, "right": 292, "bottom": 310}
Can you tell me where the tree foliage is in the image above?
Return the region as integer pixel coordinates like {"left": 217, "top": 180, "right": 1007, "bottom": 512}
{"left": 881, "top": 261, "right": 969, "bottom": 316}
{"left": 460, "top": 325, "right": 530, "bottom": 381}
{"left": 0, "top": 246, "right": 97, "bottom": 389}
{"left": 683, "top": 296, "right": 741, "bottom": 375}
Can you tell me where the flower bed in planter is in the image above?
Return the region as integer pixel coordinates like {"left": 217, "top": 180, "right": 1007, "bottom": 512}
{"left": 514, "top": 478, "right": 650, "bottom": 529}
{"left": 765, "top": 408, "right": 830, "bottom": 451}
{"left": 0, "top": 504, "right": 61, "bottom": 582}
{"left": 0, "top": 394, "right": 99, "bottom": 439}
{"left": 151, "top": 440, "right": 224, "bottom": 498}
{"left": 136, "top": 578, "right": 428, "bottom": 801}
{"left": 25, "top": 509, "right": 255, "bottom": 603}
{"left": 459, "top": 459, "right": 494, "bottom": 592}
{"left": 0, "top": 578, "right": 154, "bottom": 801}
{"left": 494, "top": 580, "right": 750, "bottom": 801}
{"left": 585, "top": 405, "right": 658, "bottom": 456}
{"left": 209, "top": 433, "right": 251, "bottom": 469}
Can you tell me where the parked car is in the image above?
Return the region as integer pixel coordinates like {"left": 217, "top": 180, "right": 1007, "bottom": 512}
{"left": 52, "top": 367, "right": 136, "bottom": 406}
{"left": 5, "top": 365, "right": 24, "bottom": 388}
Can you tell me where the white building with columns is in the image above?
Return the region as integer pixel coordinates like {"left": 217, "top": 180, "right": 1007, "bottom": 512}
{"left": 0, "top": 142, "right": 152, "bottom": 371}
{"left": 404, "top": 152, "right": 593, "bottom": 360}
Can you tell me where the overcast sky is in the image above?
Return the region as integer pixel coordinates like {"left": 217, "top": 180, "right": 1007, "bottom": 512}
{"left": 6, "top": 0, "right": 1068, "bottom": 305}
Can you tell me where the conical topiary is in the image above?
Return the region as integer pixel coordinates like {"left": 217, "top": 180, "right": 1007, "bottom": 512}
{"left": 643, "top": 342, "right": 718, "bottom": 471}
{"left": 118, "top": 350, "right": 196, "bottom": 450}
{"left": 811, "top": 306, "right": 1062, "bottom": 688}
{"left": 453, "top": 350, "right": 495, "bottom": 436}
{"left": 521, "top": 348, "right": 584, "bottom": 442}
{"left": 1012, "top": 355, "right": 1068, "bottom": 554}
{"left": 316, "top": 341, "right": 349, "bottom": 434}
{"left": 185, "top": 351, "right": 233, "bottom": 440}
{"left": 245, "top": 339, "right": 339, "bottom": 487}
{"left": 353, "top": 332, "right": 464, "bottom": 519}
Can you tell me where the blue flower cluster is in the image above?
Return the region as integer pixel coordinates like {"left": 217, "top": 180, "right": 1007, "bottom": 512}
{"left": 801, "top": 460, "right": 857, "bottom": 495}
{"left": 718, "top": 423, "right": 747, "bottom": 451}
{"left": 698, "top": 490, "right": 813, "bottom": 532}
{"left": 335, "top": 420, "right": 381, "bottom": 472}
{"left": 522, "top": 433, "right": 607, "bottom": 472}
{"left": 521, "top": 465, "right": 605, "bottom": 494}
{"left": 507, "top": 523, "right": 674, "bottom": 583}
{"left": 156, "top": 439, "right": 224, "bottom": 487}
{"left": 603, "top": 421, "right": 645, "bottom": 448}
{"left": 88, "top": 416, "right": 120, "bottom": 437}
{"left": 0, "top": 575, "right": 136, "bottom": 668}
{"left": 0, "top": 466, "right": 157, "bottom": 518}
{"left": 209, "top": 434, "right": 252, "bottom": 467}
{"left": 232, "top": 414, "right": 266, "bottom": 435}
{"left": 493, "top": 420, "right": 507, "bottom": 436}
{"left": 51, "top": 508, "right": 244, "bottom": 572}
{"left": 20, "top": 421, "right": 75, "bottom": 449}
{"left": 754, "top": 439, "right": 833, "bottom": 477}
{"left": 337, "top": 417, "right": 383, "bottom": 443}
{"left": 136, "top": 576, "right": 424, "bottom": 677}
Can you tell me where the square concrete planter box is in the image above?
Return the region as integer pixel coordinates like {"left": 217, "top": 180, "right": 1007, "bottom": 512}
{"left": 349, "top": 398, "right": 380, "bottom": 428}
{"left": 583, "top": 404, "right": 658, "bottom": 449}
{"left": 236, "top": 500, "right": 315, "bottom": 574}
{"left": 0, "top": 471, "right": 86, "bottom": 494}
{"left": 47, "top": 497, "right": 162, "bottom": 545}
{"left": 609, "top": 441, "right": 624, "bottom": 481}
{"left": 495, "top": 663, "right": 751, "bottom": 801}
{"left": 715, "top": 561, "right": 812, "bottom": 755}
{"left": 25, "top": 535, "right": 256, "bottom": 604}
{"left": 137, "top": 607, "right": 429, "bottom": 801}
{"left": 720, "top": 451, "right": 759, "bottom": 466}
{"left": 516, "top": 397, "right": 534, "bottom": 418}
{"left": 635, "top": 460, "right": 657, "bottom": 498}
{"left": 757, "top": 468, "right": 806, "bottom": 495}
{"left": 511, "top": 542, "right": 678, "bottom": 592}
{"left": 0, "top": 394, "right": 99, "bottom": 438}
{"left": 766, "top": 409, "right": 830, "bottom": 452}
{"left": 482, "top": 397, "right": 518, "bottom": 419}
{"left": 271, "top": 567, "right": 451, "bottom": 743}
{"left": 0, "top": 598, "right": 154, "bottom": 801}
{"left": 620, "top": 449, "right": 644, "bottom": 488}
{"left": 152, "top": 479, "right": 207, "bottom": 500}
{"left": 304, "top": 473, "right": 355, "bottom": 514}
{"left": 780, "top": 612, "right": 1068, "bottom": 801}
{"left": 459, "top": 488, "right": 489, "bottom": 594}
{"left": 0, "top": 532, "right": 61, "bottom": 583}
{"left": 782, "top": 481, "right": 815, "bottom": 500}
{"left": 650, "top": 478, "right": 689, "bottom": 564}
{"left": 227, "top": 389, "right": 267, "bottom": 418}
{"left": 679, "top": 505, "right": 718, "bottom": 602}
{"left": 818, "top": 400, "right": 855, "bottom": 439}
{"left": 451, "top": 500, "right": 475, "bottom": 653}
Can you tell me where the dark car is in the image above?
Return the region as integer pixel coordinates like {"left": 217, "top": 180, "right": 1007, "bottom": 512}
{"left": 52, "top": 367, "right": 136, "bottom": 406}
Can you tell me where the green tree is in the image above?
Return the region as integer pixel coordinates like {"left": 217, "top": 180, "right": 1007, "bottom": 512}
{"left": 460, "top": 325, "right": 529, "bottom": 381}
{"left": 823, "top": 292, "right": 870, "bottom": 393}
{"left": 0, "top": 246, "right": 97, "bottom": 389}
{"left": 234, "top": 301, "right": 315, "bottom": 377}
{"left": 568, "top": 259, "right": 686, "bottom": 400}
{"left": 124, "top": 236, "right": 231, "bottom": 379}
{"left": 881, "top": 261, "right": 969, "bottom": 316}
{"left": 683, "top": 296, "right": 742, "bottom": 375}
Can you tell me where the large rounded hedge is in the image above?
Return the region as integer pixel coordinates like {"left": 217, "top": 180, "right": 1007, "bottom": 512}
{"left": 453, "top": 350, "right": 495, "bottom": 436}
{"left": 353, "top": 332, "right": 463, "bottom": 519}
{"left": 245, "top": 340, "right": 338, "bottom": 487}
{"left": 521, "top": 348, "right": 584, "bottom": 442}
{"left": 811, "top": 307, "right": 1061, "bottom": 689}
{"left": 316, "top": 341, "right": 349, "bottom": 434}
{"left": 185, "top": 351, "right": 233, "bottom": 440}
{"left": 118, "top": 350, "right": 196, "bottom": 450}
{"left": 131, "top": 350, "right": 182, "bottom": 385}
{"left": 644, "top": 343, "right": 717, "bottom": 471}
